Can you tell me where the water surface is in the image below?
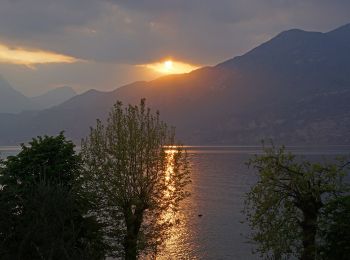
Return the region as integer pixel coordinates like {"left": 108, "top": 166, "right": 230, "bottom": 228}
{"left": 158, "top": 146, "right": 350, "bottom": 259}
{"left": 1, "top": 145, "right": 349, "bottom": 259}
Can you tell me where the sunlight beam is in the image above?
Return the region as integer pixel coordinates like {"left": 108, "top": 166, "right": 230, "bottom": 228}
{"left": 0, "top": 43, "right": 80, "bottom": 67}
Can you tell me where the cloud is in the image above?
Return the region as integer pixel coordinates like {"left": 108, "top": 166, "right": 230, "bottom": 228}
{"left": 0, "top": 43, "right": 80, "bottom": 67}
{"left": 0, "top": 0, "right": 349, "bottom": 65}
{"left": 0, "top": 0, "right": 350, "bottom": 64}
{"left": 0, "top": 0, "right": 107, "bottom": 37}
{"left": 0, "top": 0, "right": 349, "bottom": 95}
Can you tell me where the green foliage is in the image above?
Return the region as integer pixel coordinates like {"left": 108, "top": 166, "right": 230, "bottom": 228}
{"left": 319, "top": 195, "right": 350, "bottom": 259}
{"left": 0, "top": 133, "right": 106, "bottom": 259}
{"left": 81, "top": 99, "right": 191, "bottom": 259}
{"left": 244, "top": 142, "right": 349, "bottom": 259}
{"left": 1, "top": 132, "right": 79, "bottom": 187}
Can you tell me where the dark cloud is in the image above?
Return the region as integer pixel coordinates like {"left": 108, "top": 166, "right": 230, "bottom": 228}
{"left": 0, "top": 0, "right": 107, "bottom": 36}
{"left": 0, "top": 0, "right": 349, "bottom": 94}
{"left": 1, "top": 0, "right": 349, "bottom": 63}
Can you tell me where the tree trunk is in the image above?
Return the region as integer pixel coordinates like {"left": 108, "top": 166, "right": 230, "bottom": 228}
{"left": 125, "top": 233, "right": 138, "bottom": 260}
{"left": 300, "top": 204, "right": 319, "bottom": 260}
{"left": 124, "top": 206, "right": 144, "bottom": 260}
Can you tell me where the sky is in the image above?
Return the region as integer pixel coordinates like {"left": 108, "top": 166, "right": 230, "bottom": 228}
{"left": 0, "top": 0, "right": 349, "bottom": 96}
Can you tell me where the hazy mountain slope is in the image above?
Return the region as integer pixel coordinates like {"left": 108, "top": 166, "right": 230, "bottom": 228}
{"left": 30, "top": 86, "right": 76, "bottom": 110}
{"left": 0, "top": 77, "right": 76, "bottom": 113}
{"left": 1, "top": 24, "right": 350, "bottom": 145}
{"left": 0, "top": 76, "right": 36, "bottom": 113}
{"left": 218, "top": 25, "right": 350, "bottom": 93}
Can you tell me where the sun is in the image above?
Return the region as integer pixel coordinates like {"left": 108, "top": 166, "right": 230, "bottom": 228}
{"left": 140, "top": 59, "right": 198, "bottom": 75}
{"left": 163, "top": 60, "right": 174, "bottom": 71}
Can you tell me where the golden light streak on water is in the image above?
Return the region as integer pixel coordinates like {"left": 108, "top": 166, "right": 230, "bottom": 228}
{"left": 154, "top": 148, "right": 196, "bottom": 260}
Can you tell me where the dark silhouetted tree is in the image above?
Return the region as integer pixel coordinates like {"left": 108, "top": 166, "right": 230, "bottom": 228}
{"left": 319, "top": 195, "right": 350, "bottom": 259}
{"left": 0, "top": 133, "right": 107, "bottom": 259}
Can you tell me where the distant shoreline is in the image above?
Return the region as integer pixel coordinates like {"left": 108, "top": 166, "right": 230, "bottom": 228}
{"left": 2, "top": 145, "right": 350, "bottom": 159}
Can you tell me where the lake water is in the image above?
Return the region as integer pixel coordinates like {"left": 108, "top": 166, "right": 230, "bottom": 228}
{"left": 1, "top": 145, "right": 349, "bottom": 259}
{"left": 0, "top": 146, "right": 21, "bottom": 159}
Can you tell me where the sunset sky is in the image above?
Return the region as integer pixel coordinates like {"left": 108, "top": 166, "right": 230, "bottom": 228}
{"left": 0, "top": 0, "right": 350, "bottom": 96}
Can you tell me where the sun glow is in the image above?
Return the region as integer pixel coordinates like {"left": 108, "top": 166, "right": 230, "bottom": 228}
{"left": 164, "top": 60, "right": 173, "bottom": 72}
{"left": 140, "top": 59, "right": 198, "bottom": 74}
{"left": 0, "top": 43, "right": 80, "bottom": 67}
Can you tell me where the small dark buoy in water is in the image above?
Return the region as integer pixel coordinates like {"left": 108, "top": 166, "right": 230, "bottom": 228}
{"left": 198, "top": 214, "right": 203, "bottom": 217}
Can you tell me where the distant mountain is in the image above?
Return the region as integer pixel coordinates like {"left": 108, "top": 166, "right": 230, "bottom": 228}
{"left": 0, "top": 75, "right": 36, "bottom": 113}
{"left": 1, "top": 23, "right": 350, "bottom": 145}
{"left": 0, "top": 79, "right": 77, "bottom": 113}
{"left": 30, "top": 86, "right": 76, "bottom": 110}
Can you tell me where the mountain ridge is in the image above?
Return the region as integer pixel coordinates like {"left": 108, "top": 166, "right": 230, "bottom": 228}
{"left": 0, "top": 76, "right": 36, "bottom": 113}
{"left": 1, "top": 23, "right": 350, "bottom": 145}
{"left": 30, "top": 86, "right": 76, "bottom": 110}
{"left": 0, "top": 80, "right": 77, "bottom": 113}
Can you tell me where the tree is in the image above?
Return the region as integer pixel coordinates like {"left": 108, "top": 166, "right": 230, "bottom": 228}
{"left": 243, "top": 143, "right": 349, "bottom": 260}
{"left": 81, "top": 99, "right": 191, "bottom": 259}
{"left": 1, "top": 133, "right": 79, "bottom": 187}
{"left": 319, "top": 195, "right": 350, "bottom": 259}
{"left": 0, "top": 133, "right": 106, "bottom": 259}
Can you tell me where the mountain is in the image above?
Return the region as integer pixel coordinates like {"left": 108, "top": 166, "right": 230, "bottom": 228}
{"left": 1, "top": 23, "right": 350, "bottom": 145}
{"left": 0, "top": 79, "right": 77, "bottom": 113}
{"left": 0, "top": 76, "right": 36, "bottom": 113}
{"left": 30, "top": 86, "right": 76, "bottom": 110}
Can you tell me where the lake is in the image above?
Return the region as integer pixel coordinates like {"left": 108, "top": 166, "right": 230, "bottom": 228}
{"left": 1, "top": 145, "right": 349, "bottom": 259}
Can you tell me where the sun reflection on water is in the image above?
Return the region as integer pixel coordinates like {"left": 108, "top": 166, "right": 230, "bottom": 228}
{"left": 165, "top": 149, "right": 176, "bottom": 196}
{"left": 156, "top": 149, "right": 196, "bottom": 260}
{"left": 140, "top": 148, "right": 195, "bottom": 260}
